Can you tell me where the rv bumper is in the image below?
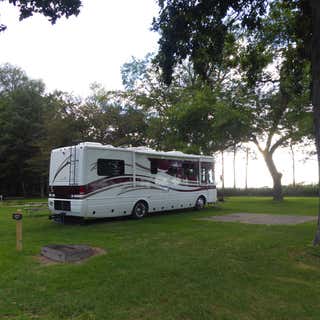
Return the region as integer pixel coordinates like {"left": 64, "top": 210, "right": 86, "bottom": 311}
{"left": 48, "top": 198, "right": 87, "bottom": 217}
{"left": 49, "top": 212, "right": 66, "bottom": 223}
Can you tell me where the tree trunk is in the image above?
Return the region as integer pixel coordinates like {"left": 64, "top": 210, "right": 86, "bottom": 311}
{"left": 21, "top": 180, "right": 27, "bottom": 198}
{"left": 290, "top": 143, "right": 296, "bottom": 187}
{"left": 310, "top": 0, "right": 320, "bottom": 245}
{"left": 263, "top": 152, "right": 283, "bottom": 201}
{"left": 40, "top": 176, "right": 45, "bottom": 198}
{"left": 233, "top": 146, "right": 236, "bottom": 189}
{"left": 245, "top": 147, "right": 249, "bottom": 190}
{"left": 221, "top": 150, "right": 225, "bottom": 190}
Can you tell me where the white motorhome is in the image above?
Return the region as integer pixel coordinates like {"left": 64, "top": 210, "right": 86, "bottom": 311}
{"left": 48, "top": 142, "right": 217, "bottom": 220}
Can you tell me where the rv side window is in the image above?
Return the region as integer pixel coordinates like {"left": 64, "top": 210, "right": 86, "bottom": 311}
{"left": 167, "top": 166, "right": 178, "bottom": 176}
{"left": 167, "top": 160, "right": 181, "bottom": 177}
{"left": 150, "top": 159, "right": 158, "bottom": 174}
{"left": 201, "top": 167, "right": 207, "bottom": 183}
{"left": 182, "top": 162, "right": 198, "bottom": 181}
{"left": 97, "top": 159, "right": 124, "bottom": 177}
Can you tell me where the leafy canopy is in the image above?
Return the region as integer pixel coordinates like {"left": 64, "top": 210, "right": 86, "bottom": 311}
{"left": 153, "top": 0, "right": 267, "bottom": 85}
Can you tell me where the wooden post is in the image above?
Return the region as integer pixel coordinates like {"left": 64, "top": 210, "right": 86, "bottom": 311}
{"left": 13, "top": 209, "right": 23, "bottom": 251}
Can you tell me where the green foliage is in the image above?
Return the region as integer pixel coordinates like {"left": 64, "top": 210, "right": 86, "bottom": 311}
{"left": 153, "top": 0, "right": 313, "bottom": 143}
{"left": 121, "top": 53, "right": 154, "bottom": 91}
{"left": 0, "top": 0, "right": 316, "bottom": 202}
{"left": 0, "top": 64, "right": 47, "bottom": 196}
{"left": 0, "top": 65, "right": 150, "bottom": 197}
{"left": 164, "top": 85, "right": 253, "bottom": 154}
{"left": 152, "top": 0, "right": 314, "bottom": 201}
{"left": 78, "top": 85, "right": 148, "bottom": 147}
{"left": 119, "top": 48, "right": 255, "bottom": 155}
{"left": 120, "top": 53, "right": 182, "bottom": 117}
{"left": 153, "top": 0, "right": 267, "bottom": 85}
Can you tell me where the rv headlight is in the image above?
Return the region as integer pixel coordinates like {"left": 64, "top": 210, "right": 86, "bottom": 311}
{"left": 49, "top": 201, "right": 53, "bottom": 207}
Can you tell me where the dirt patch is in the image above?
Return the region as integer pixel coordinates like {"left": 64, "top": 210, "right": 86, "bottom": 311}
{"left": 197, "top": 213, "right": 317, "bottom": 225}
{"left": 35, "top": 247, "right": 106, "bottom": 266}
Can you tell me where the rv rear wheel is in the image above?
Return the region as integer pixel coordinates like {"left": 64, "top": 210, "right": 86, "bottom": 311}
{"left": 132, "top": 201, "right": 148, "bottom": 219}
{"left": 195, "top": 196, "right": 205, "bottom": 210}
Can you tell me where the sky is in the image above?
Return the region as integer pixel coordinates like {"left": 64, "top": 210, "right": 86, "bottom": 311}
{"left": 0, "top": 0, "right": 159, "bottom": 96}
{"left": 0, "top": 0, "right": 318, "bottom": 188}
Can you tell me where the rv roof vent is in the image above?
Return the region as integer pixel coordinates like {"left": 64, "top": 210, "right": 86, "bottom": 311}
{"left": 80, "top": 142, "right": 103, "bottom": 147}
{"left": 131, "top": 146, "right": 155, "bottom": 152}
{"left": 165, "top": 151, "right": 185, "bottom": 156}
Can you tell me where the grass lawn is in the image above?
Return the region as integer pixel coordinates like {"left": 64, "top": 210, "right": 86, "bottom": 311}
{"left": 1, "top": 197, "right": 320, "bottom": 320}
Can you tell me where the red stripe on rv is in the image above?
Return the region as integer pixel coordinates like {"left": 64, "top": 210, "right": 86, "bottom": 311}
{"left": 50, "top": 175, "right": 216, "bottom": 199}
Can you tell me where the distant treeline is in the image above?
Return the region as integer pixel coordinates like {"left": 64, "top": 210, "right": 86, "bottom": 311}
{"left": 0, "top": 33, "right": 314, "bottom": 199}
{"left": 0, "top": 64, "right": 151, "bottom": 197}
{"left": 219, "top": 185, "right": 319, "bottom": 198}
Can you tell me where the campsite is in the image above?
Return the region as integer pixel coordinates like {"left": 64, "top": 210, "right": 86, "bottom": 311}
{"left": 1, "top": 0, "right": 320, "bottom": 319}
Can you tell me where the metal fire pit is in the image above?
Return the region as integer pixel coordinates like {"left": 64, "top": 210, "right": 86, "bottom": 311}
{"left": 41, "top": 244, "right": 94, "bottom": 262}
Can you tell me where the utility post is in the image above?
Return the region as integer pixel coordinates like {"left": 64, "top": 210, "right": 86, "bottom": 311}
{"left": 12, "top": 209, "right": 23, "bottom": 251}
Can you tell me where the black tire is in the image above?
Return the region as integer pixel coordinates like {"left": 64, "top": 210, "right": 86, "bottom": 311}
{"left": 131, "top": 201, "right": 148, "bottom": 219}
{"left": 195, "top": 196, "right": 205, "bottom": 211}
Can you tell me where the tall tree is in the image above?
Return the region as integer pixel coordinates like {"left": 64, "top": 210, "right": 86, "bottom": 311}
{"left": 309, "top": 1, "right": 320, "bottom": 244}
{"left": 152, "top": 0, "right": 267, "bottom": 86}
{"left": 158, "top": 84, "right": 253, "bottom": 154}
{"left": 0, "top": 64, "right": 46, "bottom": 196}
{"left": 120, "top": 53, "right": 194, "bottom": 117}
{"left": 250, "top": 85, "right": 311, "bottom": 200}
{"left": 153, "top": 0, "right": 314, "bottom": 202}
{"left": 78, "top": 84, "right": 148, "bottom": 147}
{"left": 153, "top": 0, "right": 320, "bottom": 238}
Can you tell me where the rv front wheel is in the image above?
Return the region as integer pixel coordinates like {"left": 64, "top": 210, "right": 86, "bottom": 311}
{"left": 195, "top": 196, "right": 205, "bottom": 211}
{"left": 132, "top": 201, "right": 148, "bottom": 219}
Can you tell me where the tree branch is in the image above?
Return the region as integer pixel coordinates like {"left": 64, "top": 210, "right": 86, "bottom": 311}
{"left": 252, "top": 136, "right": 264, "bottom": 154}
{"left": 266, "top": 129, "right": 275, "bottom": 151}
{"left": 270, "top": 135, "right": 289, "bottom": 154}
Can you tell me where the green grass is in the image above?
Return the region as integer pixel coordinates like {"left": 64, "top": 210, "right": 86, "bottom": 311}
{"left": 1, "top": 197, "right": 320, "bottom": 320}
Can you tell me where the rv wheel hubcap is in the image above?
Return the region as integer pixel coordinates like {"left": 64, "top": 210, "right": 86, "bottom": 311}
{"left": 197, "top": 198, "right": 204, "bottom": 209}
{"left": 136, "top": 203, "right": 146, "bottom": 217}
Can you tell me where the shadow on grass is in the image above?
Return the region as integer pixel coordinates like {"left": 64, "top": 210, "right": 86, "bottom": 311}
{"left": 51, "top": 204, "right": 222, "bottom": 226}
